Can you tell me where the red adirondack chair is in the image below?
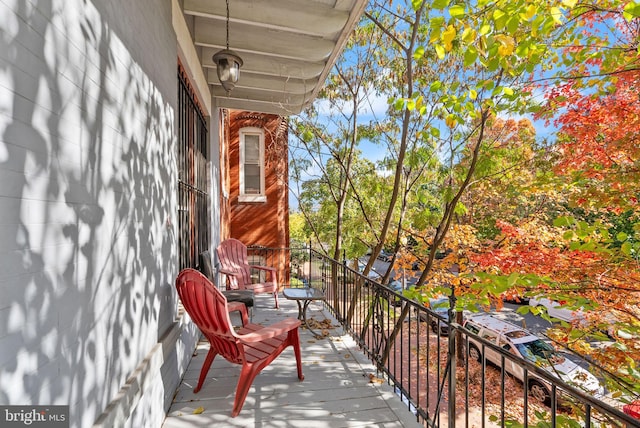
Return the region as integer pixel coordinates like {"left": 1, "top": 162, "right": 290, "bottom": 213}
{"left": 216, "top": 238, "right": 280, "bottom": 308}
{"left": 175, "top": 269, "right": 304, "bottom": 417}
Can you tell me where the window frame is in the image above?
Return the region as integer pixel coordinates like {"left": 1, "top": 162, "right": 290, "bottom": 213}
{"left": 238, "top": 126, "right": 266, "bottom": 203}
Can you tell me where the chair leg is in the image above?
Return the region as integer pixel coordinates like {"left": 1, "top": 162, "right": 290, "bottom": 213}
{"left": 291, "top": 329, "right": 304, "bottom": 381}
{"left": 231, "top": 363, "right": 261, "bottom": 417}
{"left": 194, "top": 347, "right": 218, "bottom": 393}
{"left": 274, "top": 291, "right": 279, "bottom": 309}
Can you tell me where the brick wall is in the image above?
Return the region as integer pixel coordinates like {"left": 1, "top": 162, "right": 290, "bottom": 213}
{"left": 225, "top": 111, "right": 290, "bottom": 285}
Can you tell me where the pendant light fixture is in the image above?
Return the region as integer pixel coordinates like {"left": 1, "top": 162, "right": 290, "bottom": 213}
{"left": 212, "top": 0, "right": 243, "bottom": 93}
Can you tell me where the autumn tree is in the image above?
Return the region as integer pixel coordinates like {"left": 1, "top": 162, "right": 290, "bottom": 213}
{"left": 470, "top": 0, "right": 640, "bottom": 396}
{"left": 289, "top": 16, "right": 396, "bottom": 261}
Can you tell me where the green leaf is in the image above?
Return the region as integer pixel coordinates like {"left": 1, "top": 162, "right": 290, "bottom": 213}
{"left": 301, "top": 130, "right": 313, "bottom": 142}
{"left": 616, "top": 232, "right": 628, "bottom": 241}
{"left": 450, "top": 4, "right": 465, "bottom": 18}
{"left": 432, "top": 0, "right": 450, "bottom": 10}
{"left": 430, "top": 81, "right": 442, "bottom": 92}
{"left": 479, "top": 24, "right": 491, "bottom": 36}
{"left": 430, "top": 17, "right": 445, "bottom": 42}
{"left": 464, "top": 46, "right": 478, "bottom": 66}
{"left": 506, "top": 16, "right": 520, "bottom": 35}
{"left": 579, "top": 241, "right": 596, "bottom": 251}
{"left": 413, "top": 46, "right": 425, "bottom": 60}
{"left": 621, "top": 241, "right": 632, "bottom": 256}
{"left": 394, "top": 98, "right": 405, "bottom": 111}
{"left": 493, "top": 9, "right": 505, "bottom": 21}
{"left": 623, "top": 1, "right": 640, "bottom": 21}
{"left": 454, "top": 201, "right": 468, "bottom": 216}
{"left": 553, "top": 216, "right": 574, "bottom": 227}
{"left": 487, "top": 56, "right": 500, "bottom": 71}
{"left": 493, "top": 9, "right": 507, "bottom": 30}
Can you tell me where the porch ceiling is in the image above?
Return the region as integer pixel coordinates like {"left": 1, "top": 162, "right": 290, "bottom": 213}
{"left": 182, "top": 0, "right": 367, "bottom": 116}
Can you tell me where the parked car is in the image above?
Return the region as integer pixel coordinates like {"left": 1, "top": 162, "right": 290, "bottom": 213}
{"left": 463, "top": 314, "right": 604, "bottom": 405}
{"left": 528, "top": 297, "right": 585, "bottom": 323}
{"left": 415, "top": 297, "right": 450, "bottom": 335}
{"left": 385, "top": 280, "right": 404, "bottom": 306}
{"left": 377, "top": 249, "right": 393, "bottom": 262}
{"left": 357, "top": 259, "right": 383, "bottom": 285}
{"left": 529, "top": 297, "right": 638, "bottom": 340}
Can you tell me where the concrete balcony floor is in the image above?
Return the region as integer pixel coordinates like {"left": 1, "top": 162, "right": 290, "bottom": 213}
{"left": 162, "top": 293, "right": 423, "bottom": 428}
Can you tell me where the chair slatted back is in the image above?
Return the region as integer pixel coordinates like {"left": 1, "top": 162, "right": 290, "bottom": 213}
{"left": 216, "top": 238, "right": 253, "bottom": 288}
{"left": 175, "top": 269, "right": 244, "bottom": 364}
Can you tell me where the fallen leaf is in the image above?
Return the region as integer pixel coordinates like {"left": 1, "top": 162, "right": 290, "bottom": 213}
{"left": 193, "top": 407, "right": 205, "bottom": 415}
{"left": 368, "top": 373, "right": 384, "bottom": 384}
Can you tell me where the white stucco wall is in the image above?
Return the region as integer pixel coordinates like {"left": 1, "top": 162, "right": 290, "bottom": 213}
{"left": 0, "top": 0, "right": 200, "bottom": 426}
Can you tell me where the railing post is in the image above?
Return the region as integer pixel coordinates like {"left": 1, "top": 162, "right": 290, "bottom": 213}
{"left": 342, "top": 250, "right": 347, "bottom": 323}
{"left": 448, "top": 305, "right": 457, "bottom": 428}
{"left": 307, "top": 240, "right": 312, "bottom": 287}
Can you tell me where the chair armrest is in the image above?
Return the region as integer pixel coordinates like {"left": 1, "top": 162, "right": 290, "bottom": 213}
{"left": 238, "top": 318, "right": 301, "bottom": 343}
{"left": 218, "top": 269, "right": 243, "bottom": 290}
{"left": 219, "top": 268, "right": 242, "bottom": 276}
{"left": 251, "top": 265, "right": 276, "bottom": 273}
{"left": 227, "top": 302, "right": 249, "bottom": 326}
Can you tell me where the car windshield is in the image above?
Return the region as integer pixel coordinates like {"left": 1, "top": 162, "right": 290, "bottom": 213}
{"left": 514, "top": 340, "right": 565, "bottom": 367}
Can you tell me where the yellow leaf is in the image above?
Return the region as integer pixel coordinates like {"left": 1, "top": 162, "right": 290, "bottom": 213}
{"left": 525, "top": 4, "right": 536, "bottom": 20}
{"left": 562, "top": 0, "right": 577, "bottom": 8}
{"left": 461, "top": 27, "right": 476, "bottom": 43}
{"left": 193, "top": 407, "right": 205, "bottom": 415}
{"left": 441, "top": 24, "right": 457, "bottom": 51}
{"left": 469, "top": 89, "right": 477, "bottom": 100}
{"left": 494, "top": 34, "right": 515, "bottom": 56}
{"left": 550, "top": 7, "right": 563, "bottom": 24}
{"left": 368, "top": 373, "right": 384, "bottom": 384}
{"left": 445, "top": 114, "right": 456, "bottom": 128}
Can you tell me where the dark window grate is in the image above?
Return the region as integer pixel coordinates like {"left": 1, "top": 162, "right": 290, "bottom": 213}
{"left": 177, "top": 65, "right": 210, "bottom": 270}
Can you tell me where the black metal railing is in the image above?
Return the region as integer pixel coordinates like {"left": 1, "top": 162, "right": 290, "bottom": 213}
{"left": 247, "top": 245, "right": 640, "bottom": 428}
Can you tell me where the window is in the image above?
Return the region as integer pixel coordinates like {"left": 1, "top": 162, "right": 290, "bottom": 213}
{"left": 177, "top": 65, "right": 210, "bottom": 270}
{"left": 481, "top": 333, "right": 497, "bottom": 344}
{"left": 464, "top": 323, "right": 480, "bottom": 334}
{"left": 239, "top": 127, "right": 265, "bottom": 202}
